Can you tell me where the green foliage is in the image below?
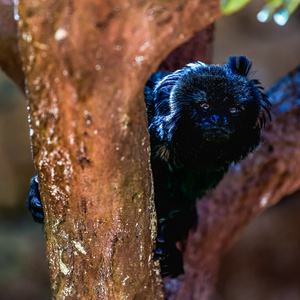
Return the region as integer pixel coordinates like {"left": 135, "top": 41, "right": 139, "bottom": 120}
{"left": 221, "top": 0, "right": 300, "bottom": 26}
{"left": 221, "top": 0, "right": 251, "bottom": 15}
{"left": 257, "top": 0, "right": 300, "bottom": 25}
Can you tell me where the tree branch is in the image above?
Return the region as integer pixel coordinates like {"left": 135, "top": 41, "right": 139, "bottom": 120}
{"left": 159, "top": 24, "right": 215, "bottom": 71}
{"left": 15, "top": 0, "right": 221, "bottom": 298}
{"left": 0, "top": 0, "right": 24, "bottom": 90}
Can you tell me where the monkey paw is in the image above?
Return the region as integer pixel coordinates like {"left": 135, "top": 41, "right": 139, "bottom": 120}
{"left": 154, "top": 217, "right": 184, "bottom": 277}
{"left": 27, "top": 174, "right": 44, "bottom": 224}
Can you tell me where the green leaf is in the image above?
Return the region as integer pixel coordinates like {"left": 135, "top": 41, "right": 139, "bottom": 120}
{"left": 283, "top": 0, "right": 300, "bottom": 14}
{"left": 257, "top": 0, "right": 300, "bottom": 25}
{"left": 221, "top": 0, "right": 252, "bottom": 15}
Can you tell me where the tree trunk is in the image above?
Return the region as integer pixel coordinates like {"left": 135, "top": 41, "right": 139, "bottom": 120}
{"left": 14, "top": 0, "right": 221, "bottom": 298}
{"left": 3, "top": 0, "right": 300, "bottom": 298}
{"left": 159, "top": 24, "right": 215, "bottom": 71}
{"left": 0, "top": 0, "right": 24, "bottom": 90}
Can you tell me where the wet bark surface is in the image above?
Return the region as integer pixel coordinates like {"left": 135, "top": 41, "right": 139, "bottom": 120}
{"left": 4, "top": 1, "right": 299, "bottom": 299}
{"left": 13, "top": 0, "right": 221, "bottom": 299}
{"left": 0, "top": 0, "right": 24, "bottom": 90}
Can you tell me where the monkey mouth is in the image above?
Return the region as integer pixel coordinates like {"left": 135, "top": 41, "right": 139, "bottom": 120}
{"left": 200, "top": 126, "right": 233, "bottom": 142}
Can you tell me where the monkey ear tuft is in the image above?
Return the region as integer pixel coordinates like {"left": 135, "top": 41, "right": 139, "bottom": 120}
{"left": 226, "top": 56, "right": 252, "bottom": 77}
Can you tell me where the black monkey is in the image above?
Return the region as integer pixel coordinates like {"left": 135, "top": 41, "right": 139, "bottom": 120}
{"left": 27, "top": 56, "right": 271, "bottom": 277}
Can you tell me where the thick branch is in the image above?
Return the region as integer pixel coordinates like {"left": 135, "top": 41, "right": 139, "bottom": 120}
{"left": 0, "top": 0, "right": 24, "bottom": 90}
{"left": 169, "top": 66, "right": 300, "bottom": 299}
{"left": 159, "top": 24, "right": 215, "bottom": 71}
{"left": 16, "top": 0, "right": 221, "bottom": 298}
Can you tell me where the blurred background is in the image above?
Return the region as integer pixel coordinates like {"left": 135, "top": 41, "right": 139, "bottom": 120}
{"left": 213, "top": 1, "right": 300, "bottom": 299}
{"left": 0, "top": 0, "right": 299, "bottom": 299}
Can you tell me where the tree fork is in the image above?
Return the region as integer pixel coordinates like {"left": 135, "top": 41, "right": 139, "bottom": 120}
{"left": 15, "top": 0, "right": 221, "bottom": 298}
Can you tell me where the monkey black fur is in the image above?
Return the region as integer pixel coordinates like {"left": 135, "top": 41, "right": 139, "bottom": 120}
{"left": 27, "top": 56, "right": 271, "bottom": 278}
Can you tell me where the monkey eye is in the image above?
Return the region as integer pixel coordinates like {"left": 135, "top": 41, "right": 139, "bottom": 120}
{"left": 201, "top": 103, "right": 210, "bottom": 110}
{"left": 229, "top": 107, "right": 238, "bottom": 115}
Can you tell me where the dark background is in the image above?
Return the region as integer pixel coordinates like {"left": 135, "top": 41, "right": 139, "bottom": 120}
{"left": 0, "top": 0, "right": 299, "bottom": 299}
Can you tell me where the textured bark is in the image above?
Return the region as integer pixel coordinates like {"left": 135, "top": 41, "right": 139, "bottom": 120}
{"left": 15, "top": 0, "right": 221, "bottom": 299}
{"left": 5, "top": 0, "right": 300, "bottom": 298}
{"left": 0, "top": 0, "right": 24, "bottom": 90}
{"left": 164, "top": 66, "right": 300, "bottom": 299}
{"left": 159, "top": 24, "right": 215, "bottom": 71}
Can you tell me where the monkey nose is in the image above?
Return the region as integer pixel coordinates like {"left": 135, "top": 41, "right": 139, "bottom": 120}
{"left": 210, "top": 114, "right": 220, "bottom": 124}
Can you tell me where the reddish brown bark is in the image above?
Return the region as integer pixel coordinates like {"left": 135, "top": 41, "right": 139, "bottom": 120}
{"left": 14, "top": 0, "right": 221, "bottom": 299}
{"left": 3, "top": 0, "right": 300, "bottom": 298}
{"left": 0, "top": 0, "right": 24, "bottom": 90}
{"left": 159, "top": 24, "right": 215, "bottom": 71}
{"left": 164, "top": 65, "right": 300, "bottom": 300}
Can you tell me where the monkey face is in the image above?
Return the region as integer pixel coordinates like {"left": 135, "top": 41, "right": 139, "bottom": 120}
{"left": 150, "top": 56, "right": 271, "bottom": 166}
{"left": 170, "top": 71, "right": 262, "bottom": 146}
